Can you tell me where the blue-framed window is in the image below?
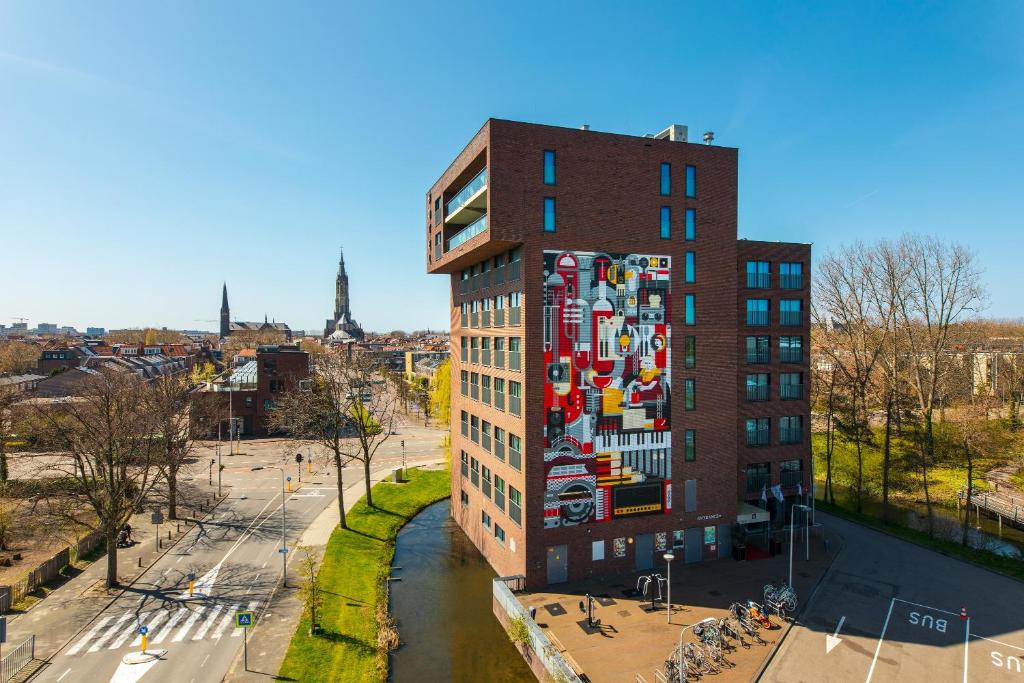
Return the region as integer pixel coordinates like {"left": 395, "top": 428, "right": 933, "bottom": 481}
{"left": 660, "top": 162, "right": 671, "bottom": 196}
{"left": 685, "top": 208, "right": 696, "bottom": 240}
{"left": 660, "top": 206, "right": 671, "bottom": 239}
{"left": 544, "top": 197, "right": 556, "bottom": 232}
{"left": 685, "top": 165, "right": 696, "bottom": 197}
{"left": 685, "top": 251, "right": 695, "bottom": 283}
{"left": 685, "top": 294, "right": 696, "bottom": 326}
{"left": 684, "top": 429, "right": 696, "bottom": 462}
{"left": 544, "top": 150, "right": 556, "bottom": 185}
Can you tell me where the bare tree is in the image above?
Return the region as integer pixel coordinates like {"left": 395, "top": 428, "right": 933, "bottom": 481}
{"left": 894, "top": 235, "right": 985, "bottom": 535}
{"left": 810, "top": 358, "right": 841, "bottom": 505}
{"left": 32, "top": 368, "right": 160, "bottom": 588}
{"left": 297, "top": 546, "right": 323, "bottom": 635}
{"left": 149, "top": 373, "right": 218, "bottom": 519}
{"left": 267, "top": 352, "right": 355, "bottom": 529}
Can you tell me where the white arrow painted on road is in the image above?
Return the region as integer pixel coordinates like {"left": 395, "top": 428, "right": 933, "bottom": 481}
{"left": 826, "top": 615, "right": 846, "bottom": 653}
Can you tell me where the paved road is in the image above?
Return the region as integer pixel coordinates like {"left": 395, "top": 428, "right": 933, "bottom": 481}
{"left": 763, "top": 512, "right": 1024, "bottom": 683}
{"left": 30, "top": 426, "right": 444, "bottom": 683}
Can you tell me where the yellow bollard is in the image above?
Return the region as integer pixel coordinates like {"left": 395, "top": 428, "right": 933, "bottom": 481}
{"left": 141, "top": 634, "right": 148, "bottom": 653}
{"left": 189, "top": 580, "right": 194, "bottom": 596}
{"left": 287, "top": 480, "right": 292, "bottom": 493}
{"left": 308, "top": 462, "right": 312, "bottom": 474}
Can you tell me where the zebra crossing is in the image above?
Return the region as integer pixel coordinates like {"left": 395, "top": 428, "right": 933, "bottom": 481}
{"left": 65, "top": 600, "right": 260, "bottom": 656}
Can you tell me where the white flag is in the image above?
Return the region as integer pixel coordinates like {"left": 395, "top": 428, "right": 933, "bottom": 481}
{"left": 761, "top": 484, "right": 767, "bottom": 503}
{"left": 797, "top": 483, "right": 803, "bottom": 497}
{"left": 772, "top": 484, "right": 784, "bottom": 502}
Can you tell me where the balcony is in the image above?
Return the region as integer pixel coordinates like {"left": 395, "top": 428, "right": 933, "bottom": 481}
{"left": 445, "top": 168, "right": 488, "bottom": 225}
{"left": 746, "top": 384, "right": 769, "bottom": 401}
{"left": 447, "top": 214, "right": 488, "bottom": 252}
{"left": 780, "top": 347, "right": 803, "bottom": 363}
{"left": 781, "top": 273, "right": 804, "bottom": 290}
{"left": 746, "top": 428, "right": 770, "bottom": 447}
{"left": 780, "top": 428, "right": 803, "bottom": 444}
{"left": 781, "top": 384, "right": 804, "bottom": 400}
{"left": 780, "top": 310, "right": 803, "bottom": 326}
{"left": 747, "top": 310, "right": 769, "bottom": 327}
{"left": 746, "top": 272, "right": 771, "bottom": 289}
{"left": 746, "top": 349, "right": 769, "bottom": 364}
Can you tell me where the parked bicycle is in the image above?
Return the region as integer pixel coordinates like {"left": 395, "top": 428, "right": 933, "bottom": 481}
{"left": 763, "top": 581, "right": 798, "bottom": 612}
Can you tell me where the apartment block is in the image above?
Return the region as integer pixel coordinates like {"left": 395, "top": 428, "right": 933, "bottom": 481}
{"left": 426, "top": 119, "right": 810, "bottom": 589}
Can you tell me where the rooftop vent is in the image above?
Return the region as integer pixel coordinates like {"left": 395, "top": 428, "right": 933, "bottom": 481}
{"left": 654, "top": 124, "right": 688, "bottom": 143}
{"left": 580, "top": 124, "right": 590, "bottom": 131}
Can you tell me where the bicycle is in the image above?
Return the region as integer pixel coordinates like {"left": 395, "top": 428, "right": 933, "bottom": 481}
{"left": 764, "top": 581, "right": 798, "bottom": 613}
{"left": 746, "top": 600, "right": 774, "bottom": 629}
{"left": 719, "top": 617, "right": 748, "bottom": 649}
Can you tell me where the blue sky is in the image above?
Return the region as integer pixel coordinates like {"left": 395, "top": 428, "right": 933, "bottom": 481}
{"left": 1, "top": 1, "right": 1021, "bottom": 333}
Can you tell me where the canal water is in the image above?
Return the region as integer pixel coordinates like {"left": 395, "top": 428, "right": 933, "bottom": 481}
{"left": 389, "top": 499, "right": 533, "bottom": 683}
{"left": 819, "top": 485, "right": 1024, "bottom": 558}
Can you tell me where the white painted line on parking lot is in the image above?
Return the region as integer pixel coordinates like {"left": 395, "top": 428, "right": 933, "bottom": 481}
{"left": 893, "top": 597, "right": 958, "bottom": 616}
{"left": 865, "top": 597, "right": 895, "bottom": 683}
{"left": 971, "top": 633, "right": 1024, "bottom": 651}
{"left": 963, "top": 617, "right": 970, "bottom": 683}
{"left": 56, "top": 669, "right": 71, "bottom": 681}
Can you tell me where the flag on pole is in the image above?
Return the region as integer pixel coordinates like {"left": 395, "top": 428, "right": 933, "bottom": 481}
{"left": 761, "top": 484, "right": 767, "bottom": 503}
{"left": 771, "top": 484, "right": 784, "bottom": 502}
{"left": 797, "top": 483, "right": 803, "bottom": 497}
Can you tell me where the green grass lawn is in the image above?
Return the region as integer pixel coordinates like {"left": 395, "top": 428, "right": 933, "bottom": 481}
{"left": 276, "top": 466, "right": 450, "bottom": 683}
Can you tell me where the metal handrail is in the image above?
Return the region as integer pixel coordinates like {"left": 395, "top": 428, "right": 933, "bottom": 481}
{"left": 446, "top": 167, "right": 488, "bottom": 216}
{"left": 1, "top": 635, "right": 35, "bottom": 683}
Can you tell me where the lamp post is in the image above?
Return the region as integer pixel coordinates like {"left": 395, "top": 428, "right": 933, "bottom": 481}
{"left": 252, "top": 466, "right": 289, "bottom": 587}
{"left": 788, "top": 503, "right": 810, "bottom": 588}
{"left": 663, "top": 552, "right": 675, "bottom": 623}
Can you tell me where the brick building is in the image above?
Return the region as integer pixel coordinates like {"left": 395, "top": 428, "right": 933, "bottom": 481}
{"left": 426, "top": 119, "right": 810, "bottom": 589}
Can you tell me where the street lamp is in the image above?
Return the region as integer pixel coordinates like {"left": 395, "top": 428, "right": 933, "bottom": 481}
{"left": 788, "top": 503, "right": 810, "bottom": 589}
{"left": 663, "top": 552, "right": 675, "bottom": 623}
{"left": 252, "top": 465, "right": 289, "bottom": 588}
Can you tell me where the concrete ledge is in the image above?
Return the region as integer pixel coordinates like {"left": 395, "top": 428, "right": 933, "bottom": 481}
{"left": 122, "top": 649, "right": 167, "bottom": 664}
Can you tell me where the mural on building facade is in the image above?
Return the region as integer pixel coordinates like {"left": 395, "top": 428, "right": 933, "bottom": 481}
{"left": 543, "top": 250, "right": 672, "bottom": 528}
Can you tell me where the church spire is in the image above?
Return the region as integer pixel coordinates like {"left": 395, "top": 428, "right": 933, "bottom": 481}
{"left": 219, "top": 282, "right": 230, "bottom": 339}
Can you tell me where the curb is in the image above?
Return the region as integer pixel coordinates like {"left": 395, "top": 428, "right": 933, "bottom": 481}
{"left": 754, "top": 527, "right": 848, "bottom": 682}
{"left": 31, "top": 491, "right": 231, "bottom": 671}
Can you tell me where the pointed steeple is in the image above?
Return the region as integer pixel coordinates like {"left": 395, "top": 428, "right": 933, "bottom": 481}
{"left": 221, "top": 282, "right": 229, "bottom": 309}
{"left": 220, "top": 283, "right": 231, "bottom": 339}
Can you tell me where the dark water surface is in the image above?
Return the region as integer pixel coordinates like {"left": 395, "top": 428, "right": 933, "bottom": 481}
{"left": 389, "top": 500, "right": 533, "bottom": 683}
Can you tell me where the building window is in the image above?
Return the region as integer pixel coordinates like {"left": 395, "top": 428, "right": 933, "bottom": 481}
{"left": 780, "top": 336, "right": 803, "bottom": 363}
{"left": 544, "top": 197, "right": 556, "bottom": 232}
{"left": 746, "top": 261, "right": 771, "bottom": 289}
{"left": 660, "top": 206, "right": 671, "bottom": 239}
{"left": 470, "top": 415, "right": 479, "bottom": 443}
{"left": 684, "top": 429, "right": 696, "bottom": 462}
{"left": 460, "top": 370, "right": 468, "bottom": 397}
{"left": 781, "top": 459, "right": 803, "bottom": 488}
{"left": 685, "top": 208, "right": 696, "bottom": 240}
{"left": 780, "top": 415, "right": 804, "bottom": 444}
{"left": 746, "top": 418, "right": 770, "bottom": 446}
{"left": 481, "top": 465, "right": 492, "bottom": 498}
{"left": 460, "top": 450, "right": 469, "bottom": 478}
{"left": 494, "top": 337, "right": 505, "bottom": 368}
{"left": 460, "top": 489, "right": 469, "bottom": 506}
{"left": 509, "top": 381, "right": 522, "bottom": 417}
{"left": 509, "top": 336, "right": 521, "bottom": 370}
{"left": 780, "top": 299, "right": 803, "bottom": 326}
{"left": 508, "top": 487, "right": 522, "bottom": 526}
{"left": 780, "top": 372, "right": 803, "bottom": 400}
{"left": 494, "top": 475, "right": 506, "bottom": 510}
{"left": 470, "top": 336, "right": 479, "bottom": 363}
{"left": 470, "top": 457, "right": 480, "bottom": 487}
{"left": 481, "top": 374, "right": 491, "bottom": 405}
{"left": 460, "top": 411, "right": 468, "bottom": 437}
{"left": 592, "top": 540, "right": 605, "bottom": 561}
{"left": 746, "top": 335, "right": 770, "bottom": 364}
{"left": 746, "top": 299, "right": 769, "bottom": 326}
{"left": 543, "top": 150, "right": 556, "bottom": 185}
{"left": 780, "top": 262, "right": 803, "bottom": 290}
{"left": 481, "top": 509, "right": 491, "bottom": 529}
{"left": 494, "top": 427, "right": 506, "bottom": 461}
{"left": 481, "top": 337, "right": 491, "bottom": 366}
{"left": 746, "top": 462, "right": 770, "bottom": 494}
{"left": 685, "top": 165, "right": 696, "bottom": 197}
{"left": 509, "top": 434, "right": 522, "bottom": 471}
{"left": 684, "top": 479, "right": 697, "bottom": 513}
{"left": 660, "top": 162, "right": 671, "bottom": 196}
{"left": 685, "top": 294, "right": 695, "bottom": 326}
{"left": 685, "top": 251, "right": 695, "bottom": 283}
{"left": 493, "top": 377, "right": 506, "bottom": 411}
{"left": 684, "top": 336, "right": 696, "bottom": 368}
{"left": 746, "top": 373, "right": 769, "bottom": 401}
{"left": 494, "top": 524, "right": 505, "bottom": 544}
{"left": 684, "top": 378, "right": 696, "bottom": 410}
{"left": 460, "top": 336, "right": 468, "bottom": 362}
{"left": 470, "top": 372, "right": 479, "bottom": 401}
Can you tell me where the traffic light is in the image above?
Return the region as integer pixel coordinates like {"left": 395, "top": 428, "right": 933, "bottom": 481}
{"left": 296, "top": 453, "right": 303, "bottom": 463}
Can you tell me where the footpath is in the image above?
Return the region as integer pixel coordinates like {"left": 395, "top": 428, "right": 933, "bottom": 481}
{"left": 3, "top": 481, "right": 226, "bottom": 678}
{"left": 223, "top": 460, "right": 445, "bottom": 682}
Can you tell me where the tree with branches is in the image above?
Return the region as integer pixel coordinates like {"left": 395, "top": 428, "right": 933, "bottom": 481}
{"left": 32, "top": 368, "right": 161, "bottom": 588}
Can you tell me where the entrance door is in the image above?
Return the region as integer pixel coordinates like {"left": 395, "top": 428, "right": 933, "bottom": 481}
{"left": 684, "top": 528, "right": 702, "bottom": 563}
{"left": 717, "top": 523, "right": 732, "bottom": 560}
{"left": 635, "top": 534, "right": 654, "bottom": 571}
{"left": 546, "top": 545, "right": 568, "bottom": 584}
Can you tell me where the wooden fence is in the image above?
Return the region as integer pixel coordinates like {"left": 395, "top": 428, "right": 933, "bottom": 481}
{"left": 0, "top": 530, "right": 104, "bottom": 613}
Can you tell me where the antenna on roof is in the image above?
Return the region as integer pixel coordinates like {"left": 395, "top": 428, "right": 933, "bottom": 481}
{"left": 703, "top": 131, "right": 715, "bottom": 145}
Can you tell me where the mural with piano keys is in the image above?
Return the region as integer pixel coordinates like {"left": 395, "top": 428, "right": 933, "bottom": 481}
{"left": 542, "top": 250, "right": 672, "bottom": 528}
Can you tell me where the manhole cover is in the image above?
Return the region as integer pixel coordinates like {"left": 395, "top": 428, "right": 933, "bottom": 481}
{"left": 544, "top": 602, "right": 567, "bottom": 617}
{"left": 617, "top": 609, "right": 631, "bottom": 618}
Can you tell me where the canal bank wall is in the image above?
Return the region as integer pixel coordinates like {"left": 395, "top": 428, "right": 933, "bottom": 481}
{"left": 492, "top": 576, "right": 583, "bottom": 683}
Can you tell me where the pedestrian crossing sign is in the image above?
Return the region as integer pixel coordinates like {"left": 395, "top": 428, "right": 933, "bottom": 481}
{"left": 235, "top": 611, "right": 255, "bottom": 628}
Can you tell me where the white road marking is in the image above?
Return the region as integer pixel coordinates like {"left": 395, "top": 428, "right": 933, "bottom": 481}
{"left": 865, "top": 597, "right": 895, "bottom": 683}
{"left": 109, "top": 654, "right": 159, "bottom": 683}
{"left": 261, "top": 561, "right": 267, "bottom": 569}
{"left": 56, "top": 669, "right": 71, "bottom": 682}
{"left": 131, "top": 610, "right": 168, "bottom": 646}
{"left": 202, "top": 654, "right": 210, "bottom": 666}
{"left": 109, "top": 611, "right": 149, "bottom": 649}
{"left": 893, "top": 597, "right": 958, "bottom": 616}
{"left": 963, "top": 617, "right": 970, "bottom": 683}
{"left": 212, "top": 603, "right": 239, "bottom": 640}
{"left": 193, "top": 604, "right": 223, "bottom": 640}
{"left": 152, "top": 608, "right": 185, "bottom": 644}
{"left": 66, "top": 615, "right": 113, "bottom": 656}
{"left": 88, "top": 613, "right": 132, "bottom": 653}
{"left": 172, "top": 607, "right": 206, "bottom": 642}
{"left": 970, "top": 632, "right": 1024, "bottom": 651}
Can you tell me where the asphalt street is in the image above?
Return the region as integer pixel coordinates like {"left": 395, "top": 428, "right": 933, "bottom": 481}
{"left": 762, "top": 511, "right": 1024, "bottom": 683}
{"left": 30, "top": 426, "right": 444, "bottom": 683}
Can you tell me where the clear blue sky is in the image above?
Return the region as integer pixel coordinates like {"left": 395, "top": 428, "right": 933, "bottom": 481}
{"left": 1, "top": 1, "right": 1021, "bottom": 333}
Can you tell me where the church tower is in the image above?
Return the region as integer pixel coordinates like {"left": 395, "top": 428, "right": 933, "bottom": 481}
{"left": 334, "top": 248, "right": 351, "bottom": 325}
{"left": 220, "top": 282, "right": 230, "bottom": 339}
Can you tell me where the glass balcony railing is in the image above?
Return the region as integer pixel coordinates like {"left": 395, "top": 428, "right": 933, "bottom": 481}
{"left": 446, "top": 168, "right": 488, "bottom": 217}
{"left": 447, "top": 214, "right": 488, "bottom": 251}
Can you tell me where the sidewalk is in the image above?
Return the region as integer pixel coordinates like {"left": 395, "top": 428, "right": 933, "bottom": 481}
{"left": 3, "top": 479, "right": 227, "bottom": 667}
{"left": 223, "top": 460, "right": 445, "bottom": 682}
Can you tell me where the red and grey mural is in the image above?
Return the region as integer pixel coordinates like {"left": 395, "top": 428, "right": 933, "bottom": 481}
{"left": 543, "top": 250, "right": 672, "bottom": 528}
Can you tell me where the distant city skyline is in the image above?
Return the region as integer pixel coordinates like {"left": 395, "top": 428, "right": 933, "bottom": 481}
{"left": 1, "top": 2, "right": 1022, "bottom": 329}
